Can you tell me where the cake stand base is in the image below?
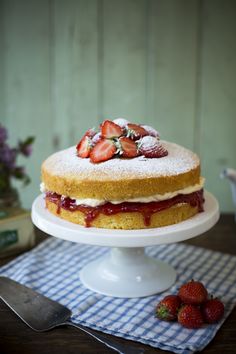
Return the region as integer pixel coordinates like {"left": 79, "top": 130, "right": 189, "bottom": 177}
{"left": 80, "top": 247, "right": 176, "bottom": 297}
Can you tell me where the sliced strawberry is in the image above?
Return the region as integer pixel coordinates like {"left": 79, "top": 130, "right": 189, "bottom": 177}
{"left": 101, "top": 120, "right": 123, "bottom": 139}
{"left": 119, "top": 137, "right": 138, "bottom": 158}
{"left": 84, "top": 128, "right": 96, "bottom": 139}
{"left": 91, "top": 132, "right": 102, "bottom": 145}
{"left": 127, "top": 123, "right": 148, "bottom": 140}
{"left": 76, "top": 136, "right": 92, "bottom": 158}
{"left": 90, "top": 139, "right": 116, "bottom": 163}
{"left": 113, "top": 118, "right": 129, "bottom": 128}
{"left": 139, "top": 136, "right": 168, "bottom": 158}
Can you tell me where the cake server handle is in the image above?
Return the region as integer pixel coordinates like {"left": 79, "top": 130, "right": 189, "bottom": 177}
{"left": 64, "top": 321, "right": 146, "bottom": 354}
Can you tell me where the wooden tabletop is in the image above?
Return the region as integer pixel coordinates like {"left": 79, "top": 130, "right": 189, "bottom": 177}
{"left": 0, "top": 214, "right": 236, "bottom": 354}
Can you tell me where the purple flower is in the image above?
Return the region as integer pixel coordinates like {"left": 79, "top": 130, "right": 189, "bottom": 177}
{"left": 0, "top": 124, "right": 34, "bottom": 192}
{"left": 0, "top": 144, "right": 16, "bottom": 169}
{"left": 0, "top": 125, "right": 7, "bottom": 144}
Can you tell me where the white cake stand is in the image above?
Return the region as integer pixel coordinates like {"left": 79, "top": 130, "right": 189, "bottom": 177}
{"left": 31, "top": 191, "right": 219, "bottom": 298}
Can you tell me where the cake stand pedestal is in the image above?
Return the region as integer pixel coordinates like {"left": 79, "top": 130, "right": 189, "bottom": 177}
{"left": 32, "top": 191, "right": 219, "bottom": 298}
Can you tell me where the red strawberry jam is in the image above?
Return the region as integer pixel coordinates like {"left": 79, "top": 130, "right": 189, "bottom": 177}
{"left": 45, "top": 190, "right": 204, "bottom": 227}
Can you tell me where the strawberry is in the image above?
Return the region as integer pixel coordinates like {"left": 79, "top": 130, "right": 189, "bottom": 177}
{"left": 138, "top": 136, "right": 168, "bottom": 158}
{"left": 76, "top": 136, "right": 92, "bottom": 158}
{"left": 201, "top": 298, "right": 224, "bottom": 323}
{"left": 178, "top": 280, "right": 208, "bottom": 305}
{"left": 113, "top": 118, "right": 129, "bottom": 128}
{"left": 119, "top": 137, "right": 138, "bottom": 158}
{"left": 156, "top": 295, "right": 181, "bottom": 321}
{"left": 90, "top": 138, "right": 116, "bottom": 163}
{"left": 141, "top": 125, "right": 160, "bottom": 138}
{"left": 178, "top": 304, "right": 204, "bottom": 329}
{"left": 91, "top": 132, "right": 102, "bottom": 145}
{"left": 84, "top": 128, "right": 96, "bottom": 139}
{"left": 127, "top": 123, "right": 148, "bottom": 140}
{"left": 101, "top": 120, "right": 123, "bottom": 139}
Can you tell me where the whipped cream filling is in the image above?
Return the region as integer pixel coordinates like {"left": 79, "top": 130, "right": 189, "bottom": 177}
{"left": 40, "top": 177, "right": 204, "bottom": 207}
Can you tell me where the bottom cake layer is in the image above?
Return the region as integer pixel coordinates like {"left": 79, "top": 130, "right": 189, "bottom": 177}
{"left": 45, "top": 190, "right": 204, "bottom": 229}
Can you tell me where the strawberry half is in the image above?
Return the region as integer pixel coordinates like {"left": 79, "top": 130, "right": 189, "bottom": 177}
{"left": 90, "top": 138, "right": 116, "bottom": 163}
{"left": 113, "top": 118, "right": 129, "bottom": 128}
{"left": 91, "top": 132, "right": 102, "bottom": 145}
{"left": 76, "top": 136, "right": 92, "bottom": 158}
{"left": 84, "top": 128, "right": 96, "bottom": 139}
{"left": 127, "top": 123, "right": 148, "bottom": 140}
{"left": 139, "top": 136, "right": 168, "bottom": 158}
{"left": 101, "top": 120, "right": 123, "bottom": 139}
{"left": 142, "top": 144, "right": 168, "bottom": 159}
{"left": 119, "top": 137, "right": 138, "bottom": 158}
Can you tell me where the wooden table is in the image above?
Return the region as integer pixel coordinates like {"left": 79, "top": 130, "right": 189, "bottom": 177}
{"left": 0, "top": 214, "right": 236, "bottom": 354}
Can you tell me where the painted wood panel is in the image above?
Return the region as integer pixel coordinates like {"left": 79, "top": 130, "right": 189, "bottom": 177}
{"left": 0, "top": 0, "right": 5, "bottom": 123}
{"left": 0, "top": 0, "right": 235, "bottom": 212}
{"left": 53, "top": 0, "right": 99, "bottom": 148}
{"left": 102, "top": 0, "right": 147, "bottom": 122}
{"left": 2, "top": 0, "right": 53, "bottom": 208}
{"left": 199, "top": 0, "right": 236, "bottom": 212}
{"left": 146, "top": 0, "right": 199, "bottom": 150}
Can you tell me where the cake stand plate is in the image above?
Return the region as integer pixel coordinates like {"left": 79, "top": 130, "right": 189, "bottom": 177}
{"left": 32, "top": 191, "right": 219, "bottom": 298}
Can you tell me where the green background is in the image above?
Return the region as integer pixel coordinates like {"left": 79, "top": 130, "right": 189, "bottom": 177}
{"left": 0, "top": 0, "right": 235, "bottom": 211}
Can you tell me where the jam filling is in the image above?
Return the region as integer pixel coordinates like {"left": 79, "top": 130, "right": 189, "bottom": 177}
{"left": 45, "top": 189, "right": 204, "bottom": 227}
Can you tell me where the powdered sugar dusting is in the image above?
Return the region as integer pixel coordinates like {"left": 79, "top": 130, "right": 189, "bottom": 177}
{"left": 113, "top": 118, "right": 129, "bottom": 127}
{"left": 43, "top": 141, "right": 199, "bottom": 181}
{"left": 141, "top": 125, "right": 159, "bottom": 137}
{"left": 138, "top": 136, "right": 159, "bottom": 149}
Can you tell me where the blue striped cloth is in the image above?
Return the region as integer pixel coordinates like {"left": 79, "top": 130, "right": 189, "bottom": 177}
{"left": 1, "top": 238, "right": 236, "bottom": 354}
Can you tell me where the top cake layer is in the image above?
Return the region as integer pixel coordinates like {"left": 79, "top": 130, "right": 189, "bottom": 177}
{"left": 42, "top": 140, "right": 201, "bottom": 201}
{"left": 43, "top": 141, "right": 199, "bottom": 179}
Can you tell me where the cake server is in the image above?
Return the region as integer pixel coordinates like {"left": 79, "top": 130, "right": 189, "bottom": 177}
{"left": 0, "top": 276, "right": 144, "bottom": 354}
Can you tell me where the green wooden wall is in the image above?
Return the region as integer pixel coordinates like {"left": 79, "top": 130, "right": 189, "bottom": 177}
{"left": 0, "top": 0, "right": 236, "bottom": 212}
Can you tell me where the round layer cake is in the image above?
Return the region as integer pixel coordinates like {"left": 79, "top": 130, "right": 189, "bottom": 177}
{"left": 41, "top": 120, "right": 205, "bottom": 229}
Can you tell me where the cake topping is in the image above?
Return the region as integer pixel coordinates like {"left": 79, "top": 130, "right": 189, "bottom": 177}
{"left": 76, "top": 119, "right": 168, "bottom": 163}
{"left": 113, "top": 118, "right": 130, "bottom": 127}
{"left": 91, "top": 132, "right": 102, "bottom": 145}
{"left": 84, "top": 128, "right": 96, "bottom": 139}
{"left": 119, "top": 137, "right": 139, "bottom": 158}
{"left": 138, "top": 136, "right": 168, "bottom": 158}
{"left": 126, "top": 123, "right": 148, "bottom": 140}
{"left": 45, "top": 142, "right": 200, "bottom": 181}
{"left": 141, "top": 125, "right": 160, "bottom": 138}
{"left": 101, "top": 120, "right": 123, "bottom": 139}
{"left": 90, "top": 138, "right": 116, "bottom": 163}
{"left": 76, "top": 136, "right": 92, "bottom": 158}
